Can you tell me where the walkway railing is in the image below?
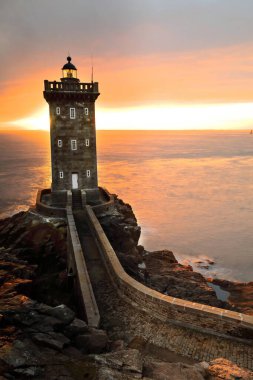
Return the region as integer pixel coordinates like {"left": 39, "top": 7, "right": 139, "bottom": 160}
{"left": 85, "top": 205, "right": 253, "bottom": 342}
{"left": 67, "top": 206, "right": 100, "bottom": 327}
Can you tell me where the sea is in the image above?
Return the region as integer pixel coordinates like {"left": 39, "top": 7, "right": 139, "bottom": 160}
{"left": 0, "top": 130, "right": 252, "bottom": 282}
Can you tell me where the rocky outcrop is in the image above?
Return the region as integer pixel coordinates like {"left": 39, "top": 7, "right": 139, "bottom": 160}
{"left": 209, "top": 278, "right": 253, "bottom": 316}
{"left": 207, "top": 358, "right": 253, "bottom": 379}
{"left": 0, "top": 210, "right": 110, "bottom": 378}
{"left": 0, "top": 199, "right": 252, "bottom": 378}
{"left": 98, "top": 196, "right": 234, "bottom": 310}
{"left": 0, "top": 210, "right": 71, "bottom": 308}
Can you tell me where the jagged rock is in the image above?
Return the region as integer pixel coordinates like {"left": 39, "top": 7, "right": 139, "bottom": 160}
{"left": 32, "top": 332, "right": 70, "bottom": 351}
{"left": 211, "top": 278, "right": 253, "bottom": 316}
{"left": 97, "top": 198, "right": 234, "bottom": 310}
{"left": 43, "top": 304, "right": 75, "bottom": 324}
{"left": 94, "top": 349, "right": 143, "bottom": 375}
{"left": 109, "top": 339, "right": 125, "bottom": 352}
{"left": 26, "top": 315, "right": 65, "bottom": 333}
{"left": 0, "top": 340, "right": 40, "bottom": 368}
{"left": 75, "top": 329, "right": 108, "bottom": 354}
{"left": 97, "top": 367, "right": 141, "bottom": 379}
{"left": 208, "top": 358, "right": 253, "bottom": 379}
{"left": 9, "top": 310, "right": 42, "bottom": 326}
{"left": 64, "top": 318, "right": 88, "bottom": 338}
{"left": 13, "top": 366, "right": 44, "bottom": 377}
{"left": 33, "top": 303, "right": 54, "bottom": 314}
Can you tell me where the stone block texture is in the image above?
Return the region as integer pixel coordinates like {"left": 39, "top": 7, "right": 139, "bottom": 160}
{"left": 44, "top": 79, "right": 100, "bottom": 202}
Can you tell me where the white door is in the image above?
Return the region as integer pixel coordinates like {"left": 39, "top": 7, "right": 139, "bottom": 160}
{"left": 72, "top": 173, "right": 78, "bottom": 189}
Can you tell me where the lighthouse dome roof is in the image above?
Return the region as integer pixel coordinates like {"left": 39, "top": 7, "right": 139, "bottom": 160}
{"left": 62, "top": 56, "right": 77, "bottom": 70}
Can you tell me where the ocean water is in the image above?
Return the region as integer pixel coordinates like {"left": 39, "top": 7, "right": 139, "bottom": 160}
{"left": 0, "top": 130, "right": 252, "bottom": 282}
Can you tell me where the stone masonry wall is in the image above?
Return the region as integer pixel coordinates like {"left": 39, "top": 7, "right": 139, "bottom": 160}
{"left": 85, "top": 205, "right": 253, "bottom": 341}
{"left": 49, "top": 99, "right": 98, "bottom": 192}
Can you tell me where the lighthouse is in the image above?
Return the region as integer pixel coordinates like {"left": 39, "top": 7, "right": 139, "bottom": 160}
{"left": 43, "top": 56, "right": 100, "bottom": 206}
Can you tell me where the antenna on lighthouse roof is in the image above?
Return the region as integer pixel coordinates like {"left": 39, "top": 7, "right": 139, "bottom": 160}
{"left": 91, "top": 54, "right": 94, "bottom": 83}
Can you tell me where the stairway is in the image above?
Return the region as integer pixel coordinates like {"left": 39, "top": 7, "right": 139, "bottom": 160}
{"left": 72, "top": 189, "right": 82, "bottom": 210}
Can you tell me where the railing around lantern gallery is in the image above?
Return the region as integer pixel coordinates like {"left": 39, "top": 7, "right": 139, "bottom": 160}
{"left": 44, "top": 80, "right": 99, "bottom": 93}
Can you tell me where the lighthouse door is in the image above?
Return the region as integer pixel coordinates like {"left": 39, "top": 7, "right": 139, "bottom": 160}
{"left": 72, "top": 173, "right": 78, "bottom": 189}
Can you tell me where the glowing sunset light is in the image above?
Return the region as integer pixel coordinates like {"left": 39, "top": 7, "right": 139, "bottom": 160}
{"left": 7, "top": 102, "right": 253, "bottom": 131}
{"left": 2, "top": 1, "right": 253, "bottom": 131}
{"left": 9, "top": 107, "right": 50, "bottom": 131}
{"left": 96, "top": 103, "right": 253, "bottom": 130}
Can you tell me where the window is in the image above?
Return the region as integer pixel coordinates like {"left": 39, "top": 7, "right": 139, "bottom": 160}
{"left": 86, "top": 170, "right": 91, "bottom": 178}
{"left": 59, "top": 171, "right": 64, "bottom": 179}
{"left": 85, "top": 139, "right": 89, "bottom": 147}
{"left": 56, "top": 107, "right": 60, "bottom": 115}
{"left": 71, "top": 139, "right": 77, "bottom": 150}
{"left": 70, "top": 108, "right": 76, "bottom": 119}
{"left": 84, "top": 107, "right": 89, "bottom": 116}
{"left": 58, "top": 139, "right": 62, "bottom": 148}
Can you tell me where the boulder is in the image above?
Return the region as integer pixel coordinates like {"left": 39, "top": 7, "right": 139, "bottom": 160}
{"left": 109, "top": 339, "right": 125, "bottom": 352}
{"left": 97, "top": 367, "right": 138, "bottom": 379}
{"left": 75, "top": 329, "right": 108, "bottom": 354}
{"left": 208, "top": 358, "right": 253, "bottom": 379}
{"left": 64, "top": 318, "right": 88, "bottom": 338}
{"left": 27, "top": 315, "right": 64, "bottom": 333}
{"left": 0, "top": 339, "right": 40, "bottom": 368}
{"left": 43, "top": 304, "right": 75, "bottom": 324}
{"left": 14, "top": 366, "right": 44, "bottom": 377}
{"left": 94, "top": 349, "right": 142, "bottom": 377}
{"left": 32, "top": 332, "right": 70, "bottom": 351}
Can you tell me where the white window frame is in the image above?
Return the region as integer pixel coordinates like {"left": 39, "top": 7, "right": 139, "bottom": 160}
{"left": 84, "top": 107, "right": 89, "bottom": 116}
{"left": 86, "top": 169, "right": 91, "bottom": 178}
{"left": 85, "top": 139, "right": 89, "bottom": 147}
{"left": 71, "top": 139, "right": 77, "bottom": 150}
{"left": 58, "top": 139, "right": 62, "bottom": 148}
{"left": 59, "top": 171, "right": 64, "bottom": 179}
{"left": 70, "top": 108, "right": 76, "bottom": 119}
{"left": 56, "top": 107, "right": 60, "bottom": 115}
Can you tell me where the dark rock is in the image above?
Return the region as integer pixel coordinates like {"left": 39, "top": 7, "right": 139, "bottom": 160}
{"left": 27, "top": 315, "right": 64, "bottom": 333}
{"left": 13, "top": 366, "right": 44, "bottom": 377}
{"left": 43, "top": 304, "right": 75, "bottom": 324}
{"left": 33, "top": 303, "right": 54, "bottom": 314}
{"left": 211, "top": 278, "right": 253, "bottom": 315}
{"left": 94, "top": 349, "right": 142, "bottom": 376}
{"left": 11, "top": 310, "right": 41, "bottom": 326}
{"left": 32, "top": 332, "right": 70, "bottom": 351}
{"left": 75, "top": 329, "right": 108, "bottom": 354}
{"left": 0, "top": 340, "right": 40, "bottom": 368}
{"left": 109, "top": 340, "right": 125, "bottom": 352}
{"left": 64, "top": 318, "right": 88, "bottom": 338}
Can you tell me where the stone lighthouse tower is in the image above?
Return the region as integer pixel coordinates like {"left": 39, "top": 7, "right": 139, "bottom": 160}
{"left": 43, "top": 56, "right": 100, "bottom": 206}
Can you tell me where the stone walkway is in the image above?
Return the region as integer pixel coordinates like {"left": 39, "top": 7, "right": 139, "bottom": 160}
{"left": 73, "top": 210, "right": 253, "bottom": 371}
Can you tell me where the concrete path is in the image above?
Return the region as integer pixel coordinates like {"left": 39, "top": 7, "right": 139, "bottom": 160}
{"left": 73, "top": 210, "right": 253, "bottom": 370}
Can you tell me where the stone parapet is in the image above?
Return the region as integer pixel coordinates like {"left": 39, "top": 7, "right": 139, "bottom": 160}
{"left": 35, "top": 187, "right": 114, "bottom": 217}
{"left": 67, "top": 207, "right": 100, "bottom": 328}
{"left": 36, "top": 189, "right": 66, "bottom": 217}
{"left": 85, "top": 205, "right": 253, "bottom": 341}
{"left": 92, "top": 188, "right": 115, "bottom": 215}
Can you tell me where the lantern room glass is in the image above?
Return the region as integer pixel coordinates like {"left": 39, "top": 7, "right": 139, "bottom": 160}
{"left": 62, "top": 68, "right": 77, "bottom": 79}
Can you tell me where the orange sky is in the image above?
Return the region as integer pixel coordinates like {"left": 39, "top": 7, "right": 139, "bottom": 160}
{"left": 1, "top": 1, "right": 253, "bottom": 130}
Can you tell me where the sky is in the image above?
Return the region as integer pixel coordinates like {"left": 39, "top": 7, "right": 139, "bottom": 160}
{"left": 1, "top": 0, "right": 253, "bottom": 130}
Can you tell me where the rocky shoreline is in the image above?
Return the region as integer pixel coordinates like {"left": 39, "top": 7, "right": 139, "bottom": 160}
{"left": 99, "top": 195, "right": 253, "bottom": 316}
{"left": 0, "top": 196, "right": 252, "bottom": 379}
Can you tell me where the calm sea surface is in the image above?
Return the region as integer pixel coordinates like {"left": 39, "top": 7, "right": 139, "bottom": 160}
{"left": 0, "top": 130, "right": 252, "bottom": 282}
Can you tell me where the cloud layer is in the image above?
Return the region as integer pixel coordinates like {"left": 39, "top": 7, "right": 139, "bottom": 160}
{"left": 1, "top": 0, "right": 253, "bottom": 124}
